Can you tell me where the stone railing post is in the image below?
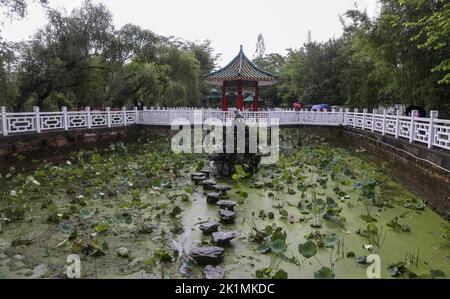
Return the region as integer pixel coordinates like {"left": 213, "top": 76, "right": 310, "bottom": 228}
{"left": 122, "top": 107, "right": 126, "bottom": 126}
{"left": 33, "top": 106, "right": 41, "bottom": 133}
{"left": 428, "top": 110, "right": 438, "bottom": 149}
{"left": 106, "top": 107, "right": 111, "bottom": 127}
{"left": 409, "top": 110, "right": 418, "bottom": 143}
{"left": 362, "top": 108, "right": 367, "bottom": 130}
{"left": 134, "top": 106, "right": 138, "bottom": 124}
{"left": 62, "top": 106, "right": 68, "bottom": 130}
{"left": 169, "top": 109, "right": 174, "bottom": 125}
{"left": 344, "top": 108, "right": 350, "bottom": 126}
{"left": 1, "top": 106, "right": 7, "bottom": 136}
{"left": 395, "top": 110, "right": 400, "bottom": 138}
{"left": 372, "top": 109, "right": 376, "bottom": 132}
{"left": 382, "top": 109, "right": 387, "bottom": 136}
{"left": 353, "top": 108, "right": 358, "bottom": 128}
{"left": 142, "top": 106, "right": 148, "bottom": 123}
{"left": 86, "top": 106, "right": 91, "bottom": 128}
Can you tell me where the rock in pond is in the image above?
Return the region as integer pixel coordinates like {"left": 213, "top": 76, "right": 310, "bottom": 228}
{"left": 212, "top": 231, "right": 236, "bottom": 245}
{"left": 213, "top": 185, "right": 231, "bottom": 195}
{"left": 12, "top": 254, "right": 25, "bottom": 261}
{"left": 192, "top": 176, "right": 206, "bottom": 185}
{"left": 206, "top": 192, "right": 221, "bottom": 204}
{"left": 199, "top": 221, "right": 220, "bottom": 234}
{"left": 216, "top": 200, "right": 236, "bottom": 211}
{"left": 203, "top": 265, "right": 225, "bottom": 279}
{"left": 199, "top": 170, "right": 211, "bottom": 178}
{"left": 202, "top": 180, "right": 217, "bottom": 190}
{"left": 31, "top": 264, "right": 49, "bottom": 279}
{"left": 219, "top": 209, "right": 236, "bottom": 223}
{"left": 189, "top": 246, "right": 225, "bottom": 265}
{"left": 117, "top": 247, "right": 130, "bottom": 258}
{"left": 191, "top": 172, "right": 207, "bottom": 179}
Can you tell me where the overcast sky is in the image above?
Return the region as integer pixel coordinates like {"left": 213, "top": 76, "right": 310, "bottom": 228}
{"left": 1, "top": 0, "right": 380, "bottom": 66}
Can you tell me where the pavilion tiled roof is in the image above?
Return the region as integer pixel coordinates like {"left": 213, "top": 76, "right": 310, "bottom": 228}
{"left": 206, "top": 46, "right": 277, "bottom": 84}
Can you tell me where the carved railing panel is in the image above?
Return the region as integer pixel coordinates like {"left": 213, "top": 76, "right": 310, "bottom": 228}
{"left": 0, "top": 106, "right": 449, "bottom": 152}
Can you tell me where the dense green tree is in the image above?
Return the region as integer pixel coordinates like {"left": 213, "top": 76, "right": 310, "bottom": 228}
{"left": 254, "top": 33, "right": 266, "bottom": 60}
{"left": 0, "top": 0, "right": 48, "bottom": 108}
{"left": 343, "top": 0, "right": 450, "bottom": 113}
{"left": 400, "top": 0, "right": 450, "bottom": 84}
{"left": 252, "top": 52, "right": 285, "bottom": 106}
{"left": 15, "top": 0, "right": 115, "bottom": 109}
{"left": 0, "top": 0, "right": 448, "bottom": 116}
{"left": 274, "top": 0, "right": 449, "bottom": 115}
{"left": 0, "top": 0, "right": 47, "bottom": 20}
{"left": 0, "top": 0, "right": 215, "bottom": 110}
{"left": 0, "top": 42, "right": 19, "bottom": 107}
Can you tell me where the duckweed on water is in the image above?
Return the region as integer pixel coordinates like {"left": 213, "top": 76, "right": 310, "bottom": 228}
{"left": 0, "top": 131, "right": 449, "bottom": 279}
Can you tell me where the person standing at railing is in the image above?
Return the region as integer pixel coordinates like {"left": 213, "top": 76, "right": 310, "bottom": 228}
{"left": 136, "top": 100, "right": 144, "bottom": 111}
{"left": 406, "top": 105, "right": 426, "bottom": 117}
{"left": 293, "top": 102, "right": 302, "bottom": 111}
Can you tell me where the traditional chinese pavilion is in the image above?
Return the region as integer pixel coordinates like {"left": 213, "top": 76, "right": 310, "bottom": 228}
{"left": 205, "top": 46, "right": 277, "bottom": 111}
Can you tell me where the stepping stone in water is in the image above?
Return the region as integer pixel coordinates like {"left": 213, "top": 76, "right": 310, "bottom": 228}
{"left": 216, "top": 200, "right": 236, "bottom": 211}
{"left": 191, "top": 172, "right": 206, "bottom": 185}
{"left": 206, "top": 192, "right": 221, "bottom": 204}
{"left": 191, "top": 175, "right": 206, "bottom": 185}
{"left": 219, "top": 209, "right": 236, "bottom": 224}
{"left": 189, "top": 246, "right": 225, "bottom": 265}
{"left": 199, "top": 221, "right": 220, "bottom": 234}
{"left": 199, "top": 170, "right": 211, "bottom": 179}
{"left": 213, "top": 185, "right": 231, "bottom": 195}
{"left": 203, "top": 265, "right": 225, "bottom": 279}
{"left": 191, "top": 172, "right": 207, "bottom": 179}
{"left": 202, "top": 180, "right": 217, "bottom": 190}
{"left": 212, "top": 231, "right": 236, "bottom": 246}
{"left": 116, "top": 247, "right": 130, "bottom": 258}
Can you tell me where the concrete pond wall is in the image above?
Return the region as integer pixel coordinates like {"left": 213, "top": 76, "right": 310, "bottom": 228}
{"left": 0, "top": 124, "right": 449, "bottom": 219}
{"left": 0, "top": 126, "right": 171, "bottom": 173}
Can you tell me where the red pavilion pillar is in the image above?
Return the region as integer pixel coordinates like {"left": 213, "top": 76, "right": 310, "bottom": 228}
{"left": 237, "top": 80, "right": 243, "bottom": 111}
{"left": 253, "top": 82, "right": 259, "bottom": 112}
{"left": 222, "top": 81, "right": 228, "bottom": 111}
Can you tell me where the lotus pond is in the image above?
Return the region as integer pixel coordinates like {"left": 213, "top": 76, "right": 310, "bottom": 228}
{"left": 0, "top": 130, "right": 449, "bottom": 279}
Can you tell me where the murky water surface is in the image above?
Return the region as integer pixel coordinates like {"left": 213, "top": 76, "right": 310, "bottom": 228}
{"left": 0, "top": 131, "right": 448, "bottom": 279}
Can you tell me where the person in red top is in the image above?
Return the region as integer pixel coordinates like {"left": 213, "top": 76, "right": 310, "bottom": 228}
{"left": 293, "top": 102, "right": 302, "bottom": 111}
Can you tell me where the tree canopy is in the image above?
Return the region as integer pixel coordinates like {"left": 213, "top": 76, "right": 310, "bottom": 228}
{"left": 0, "top": 0, "right": 448, "bottom": 116}
{"left": 252, "top": 0, "right": 449, "bottom": 116}
{"left": 0, "top": 0, "right": 216, "bottom": 110}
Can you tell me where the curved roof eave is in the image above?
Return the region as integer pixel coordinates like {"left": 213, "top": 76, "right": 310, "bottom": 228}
{"left": 205, "top": 46, "right": 277, "bottom": 83}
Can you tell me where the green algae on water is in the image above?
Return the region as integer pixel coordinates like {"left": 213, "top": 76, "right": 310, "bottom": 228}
{"left": 0, "top": 133, "right": 449, "bottom": 279}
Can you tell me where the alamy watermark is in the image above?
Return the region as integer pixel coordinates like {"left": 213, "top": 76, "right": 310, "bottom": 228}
{"left": 170, "top": 110, "right": 280, "bottom": 165}
{"left": 366, "top": 254, "right": 381, "bottom": 279}
{"left": 66, "top": 254, "right": 81, "bottom": 278}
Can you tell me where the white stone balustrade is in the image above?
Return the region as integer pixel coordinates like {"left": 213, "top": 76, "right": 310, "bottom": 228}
{"left": 0, "top": 106, "right": 449, "bottom": 151}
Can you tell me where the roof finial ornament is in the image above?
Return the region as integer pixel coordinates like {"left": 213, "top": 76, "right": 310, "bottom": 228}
{"left": 240, "top": 45, "right": 243, "bottom": 52}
